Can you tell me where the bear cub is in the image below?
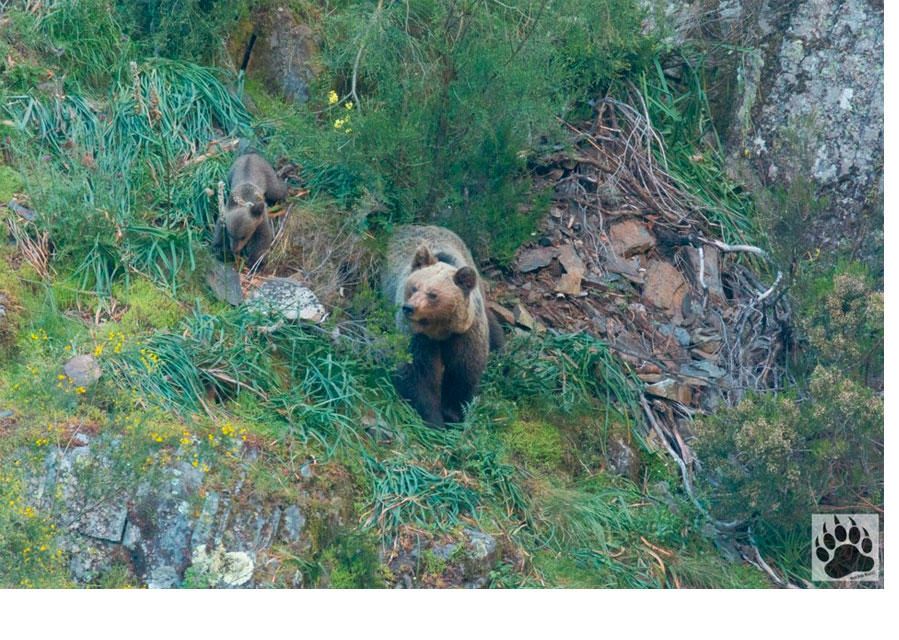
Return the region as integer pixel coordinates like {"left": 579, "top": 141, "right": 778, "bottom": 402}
{"left": 383, "top": 225, "right": 503, "bottom": 427}
{"left": 212, "top": 152, "right": 287, "bottom": 266}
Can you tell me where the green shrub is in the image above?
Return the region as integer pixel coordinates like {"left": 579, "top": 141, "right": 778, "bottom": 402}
{"left": 800, "top": 262, "right": 883, "bottom": 385}
{"left": 695, "top": 367, "right": 883, "bottom": 532}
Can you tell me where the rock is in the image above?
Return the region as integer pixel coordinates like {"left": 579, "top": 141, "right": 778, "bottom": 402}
{"left": 642, "top": 260, "right": 689, "bottom": 321}
{"left": 604, "top": 255, "right": 645, "bottom": 284}
{"left": 554, "top": 245, "right": 585, "bottom": 296}
{"left": 516, "top": 246, "right": 559, "bottom": 273}
{"left": 63, "top": 355, "right": 101, "bottom": 388}
{"left": 513, "top": 304, "right": 536, "bottom": 330}
{"left": 488, "top": 301, "right": 515, "bottom": 325}
{"left": 461, "top": 528, "right": 498, "bottom": 585}
{"left": 206, "top": 260, "right": 243, "bottom": 306}
{"left": 609, "top": 220, "right": 656, "bottom": 257}
{"left": 243, "top": 8, "right": 319, "bottom": 104}
{"left": 645, "top": 378, "right": 692, "bottom": 405}
{"left": 147, "top": 565, "right": 180, "bottom": 589}
{"left": 190, "top": 544, "right": 255, "bottom": 588}
{"left": 657, "top": 323, "right": 691, "bottom": 348}
{"left": 680, "top": 361, "right": 727, "bottom": 380}
{"left": 687, "top": 246, "right": 725, "bottom": 302}
{"left": 281, "top": 505, "right": 306, "bottom": 543}
{"left": 246, "top": 277, "right": 326, "bottom": 322}
{"left": 607, "top": 437, "right": 640, "bottom": 480}
{"left": 78, "top": 501, "right": 128, "bottom": 543}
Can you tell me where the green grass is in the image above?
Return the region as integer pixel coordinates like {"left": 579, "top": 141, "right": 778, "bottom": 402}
{"left": 0, "top": 0, "right": 792, "bottom": 589}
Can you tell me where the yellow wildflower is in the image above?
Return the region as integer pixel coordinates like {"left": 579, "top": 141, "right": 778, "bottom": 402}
{"left": 328, "top": 90, "right": 339, "bottom": 105}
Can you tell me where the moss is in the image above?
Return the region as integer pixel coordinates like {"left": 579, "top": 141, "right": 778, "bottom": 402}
{"left": 0, "top": 166, "right": 24, "bottom": 202}
{"left": 502, "top": 419, "right": 564, "bottom": 470}
{"left": 113, "top": 277, "right": 184, "bottom": 332}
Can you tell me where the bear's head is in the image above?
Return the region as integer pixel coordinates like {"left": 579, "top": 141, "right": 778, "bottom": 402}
{"left": 401, "top": 244, "right": 478, "bottom": 340}
{"left": 224, "top": 187, "right": 266, "bottom": 254}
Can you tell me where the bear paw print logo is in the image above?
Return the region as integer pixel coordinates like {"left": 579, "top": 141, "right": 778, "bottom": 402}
{"left": 813, "top": 516, "right": 876, "bottom": 580}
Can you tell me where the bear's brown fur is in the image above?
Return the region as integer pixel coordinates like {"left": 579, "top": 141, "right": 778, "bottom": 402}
{"left": 212, "top": 152, "right": 287, "bottom": 265}
{"left": 383, "top": 225, "right": 503, "bottom": 427}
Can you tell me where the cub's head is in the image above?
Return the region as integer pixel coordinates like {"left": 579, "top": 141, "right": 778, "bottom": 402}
{"left": 224, "top": 189, "right": 266, "bottom": 254}
{"left": 401, "top": 244, "right": 477, "bottom": 340}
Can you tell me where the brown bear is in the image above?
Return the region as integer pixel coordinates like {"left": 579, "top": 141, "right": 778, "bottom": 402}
{"left": 211, "top": 152, "right": 287, "bottom": 266}
{"left": 383, "top": 225, "right": 503, "bottom": 427}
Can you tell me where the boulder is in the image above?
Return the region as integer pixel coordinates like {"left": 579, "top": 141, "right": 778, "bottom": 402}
{"left": 206, "top": 260, "right": 243, "bottom": 306}
{"left": 241, "top": 8, "right": 319, "bottom": 104}
{"left": 246, "top": 277, "right": 326, "bottom": 322}
{"left": 63, "top": 355, "right": 101, "bottom": 388}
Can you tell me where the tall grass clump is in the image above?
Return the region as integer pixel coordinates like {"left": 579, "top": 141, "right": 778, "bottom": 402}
{"left": 3, "top": 58, "right": 251, "bottom": 297}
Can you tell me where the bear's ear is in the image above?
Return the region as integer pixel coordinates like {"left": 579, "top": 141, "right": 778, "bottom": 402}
{"left": 411, "top": 245, "right": 437, "bottom": 270}
{"left": 250, "top": 201, "right": 265, "bottom": 218}
{"left": 453, "top": 266, "right": 477, "bottom": 294}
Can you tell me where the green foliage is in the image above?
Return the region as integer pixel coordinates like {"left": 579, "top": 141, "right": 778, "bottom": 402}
{"left": 695, "top": 366, "right": 883, "bottom": 541}
{"left": 799, "top": 261, "right": 883, "bottom": 385}
{"left": 114, "top": 0, "right": 247, "bottom": 65}
{"left": 288, "top": 0, "right": 656, "bottom": 262}
{"left": 4, "top": 58, "right": 250, "bottom": 297}
{"left": 502, "top": 419, "right": 564, "bottom": 470}
{"left": 114, "top": 277, "right": 185, "bottom": 332}
{"left": 38, "top": 0, "right": 128, "bottom": 87}
{"left": 485, "top": 332, "right": 639, "bottom": 418}
{"left": 0, "top": 466, "right": 70, "bottom": 588}
{"left": 639, "top": 53, "right": 756, "bottom": 242}
{"left": 0, "top": 165, "right": 24, "bottom": 202}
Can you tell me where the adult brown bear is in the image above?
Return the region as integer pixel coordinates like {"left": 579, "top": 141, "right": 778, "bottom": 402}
{"left": 383, "top": 225, "right": 503, "bottom": 427}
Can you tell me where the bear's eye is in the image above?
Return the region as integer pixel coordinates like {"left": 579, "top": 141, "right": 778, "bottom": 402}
{"left": 427, "top": 291, "right": 438, "bottom": 301}
{"left": 410, "top": 286, "right": 418, "bottom": 293}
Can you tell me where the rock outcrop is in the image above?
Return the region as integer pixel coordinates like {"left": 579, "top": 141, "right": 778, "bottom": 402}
{"left": 645, "top": 0, "right": 883, "bottom": 261}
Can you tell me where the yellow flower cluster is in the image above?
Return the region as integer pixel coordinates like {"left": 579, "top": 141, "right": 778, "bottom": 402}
{"left": 138, "top": 348, "right": 160, "bottom": 373}
{"left": 333, "top": 97, "right": 354, "bottom": 133}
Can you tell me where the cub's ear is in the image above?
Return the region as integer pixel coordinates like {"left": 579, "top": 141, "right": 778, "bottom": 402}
{"left": 250, "top": 201, "right": 265, "bottom": 218}
{"left": 453, "top": 266, "right": 477, "bottom": 294}
{"left": 411, "top": 245, "right": 437, "bottom": 270}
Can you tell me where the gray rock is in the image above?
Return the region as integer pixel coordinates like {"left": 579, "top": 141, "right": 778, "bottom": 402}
{"left": 206, "top": 260, "right": 243, "bottom": 306}
{"left": 281, "top": 505, "right": 306, "bottom": 543}
{"left": 245, "top": 8, "right": 318, "bottom": 104}
{"left": 246, "top": 277, "right": 326, "bottom": 322}
{"left": 147, "top": 565, "right": 180, "bottom": 589}
{"left": 645, "top": 378, "right": 692, "bottom": 405}
{"left": 607, "top": 437, "right": 640, "bottom": 480}
{"left": 461, "top": 528, "right": 498, "bottom": 583}
{"left": 63, "top": 355, "right": 101, "bottom": 388}
{"left": 657, "top": 323, "right": 691, "bottom": 347}
{"left": 516, "top": 246, "right": 559, "bottom": 273}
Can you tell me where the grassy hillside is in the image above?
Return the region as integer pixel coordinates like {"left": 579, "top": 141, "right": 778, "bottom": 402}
{"left": 0, "top": 0, "right": 881, "bottom": 588}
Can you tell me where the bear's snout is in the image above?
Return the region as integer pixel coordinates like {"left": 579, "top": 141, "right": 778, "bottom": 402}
{"left": 402, "top": 303, "right": 414, "bottom": 316}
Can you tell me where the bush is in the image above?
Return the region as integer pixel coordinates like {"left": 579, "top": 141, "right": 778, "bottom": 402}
{"left": 800, "top": 262, "right": 883, "bottom": 386}
{"left": 694, "top": 366, "right": 883, "bottom": 533}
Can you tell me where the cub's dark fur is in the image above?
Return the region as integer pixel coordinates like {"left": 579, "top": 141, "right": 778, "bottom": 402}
{"left": 383, "top": 225, "right": 503, "bottom": 427}
{"left": 212, "top": 152, "right": 287, "bottom": 265}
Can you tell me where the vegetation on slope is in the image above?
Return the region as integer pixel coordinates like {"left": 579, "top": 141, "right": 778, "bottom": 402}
{"left": 0, "top": 0, "right": 882, "bottom": 588}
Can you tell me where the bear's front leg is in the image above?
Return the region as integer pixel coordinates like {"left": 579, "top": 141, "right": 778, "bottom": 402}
{"left": 211, "top": 218, "right": 232, "bottom": 260}
{"left": 440, "top": 331, "right": 488, "bottom": 424}
{"left": 396, "top": 336, "right": 446, "bottom": 428}
{"left": 245, "top": 218, "right": 274, "bottom": 267}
